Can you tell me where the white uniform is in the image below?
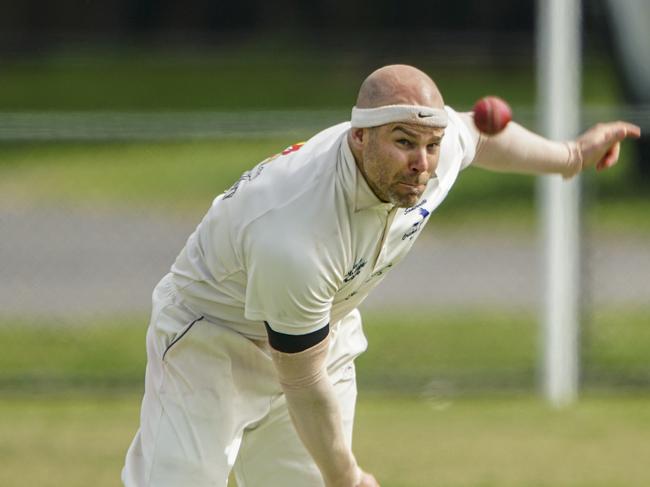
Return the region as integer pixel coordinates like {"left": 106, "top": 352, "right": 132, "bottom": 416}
{"left": 122, "top": 107, "right": 476, "bottom": 487}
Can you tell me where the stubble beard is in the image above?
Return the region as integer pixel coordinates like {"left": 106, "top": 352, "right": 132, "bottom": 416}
{"left": 387, "top": 184, "right": 422, "bottom": 208}
{"left": 364, "top": 147, "right": 424, "bottom": 208}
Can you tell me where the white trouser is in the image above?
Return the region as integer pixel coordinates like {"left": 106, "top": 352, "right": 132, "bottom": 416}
{"left": 122, "top": 275, "right": 368, "bottom": 487}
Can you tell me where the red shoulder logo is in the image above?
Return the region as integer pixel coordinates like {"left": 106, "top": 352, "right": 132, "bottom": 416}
{"left": 281, "top": 142, "right": 305, "bottom": 155}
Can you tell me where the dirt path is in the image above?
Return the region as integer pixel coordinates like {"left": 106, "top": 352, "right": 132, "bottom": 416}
{"left": 2, "top": 206, "right": 648, "bottom": 318}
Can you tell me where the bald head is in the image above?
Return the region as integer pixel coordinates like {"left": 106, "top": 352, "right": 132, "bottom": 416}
{"left": 356, "top": 65, "right": 444, "bottom": 109}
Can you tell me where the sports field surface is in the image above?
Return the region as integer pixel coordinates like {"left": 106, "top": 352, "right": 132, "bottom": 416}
{"left": 1, "top": 308, "right": 645, "bottom": 487}
{"left": 2, "top": 309, "right": 648, "bottom": 394}
{"left": 2, "top": 392, "right": 649, "bottom": 487}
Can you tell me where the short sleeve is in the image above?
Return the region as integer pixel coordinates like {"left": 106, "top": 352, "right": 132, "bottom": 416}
{"left": 243, "top": 225, "right": 335, "bottom": 336}
{"left": 445, "top": 107, "right": 479, "bottom": 170}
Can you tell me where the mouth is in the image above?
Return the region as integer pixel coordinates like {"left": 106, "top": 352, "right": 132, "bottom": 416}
{"left": 398, "top": 182, "right": 425, "bottom": 192}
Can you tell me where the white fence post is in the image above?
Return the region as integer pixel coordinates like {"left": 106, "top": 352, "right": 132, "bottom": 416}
{"left": 537, "top": 0, "right": 582, "bottom": 406}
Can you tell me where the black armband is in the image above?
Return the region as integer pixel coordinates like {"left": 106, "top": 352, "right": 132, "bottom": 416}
{"left": 264, "top": 322, "right": 330, "bottom": 353}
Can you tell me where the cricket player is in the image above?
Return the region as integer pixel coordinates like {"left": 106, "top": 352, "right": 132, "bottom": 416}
{"left": 122, "top": 64, "right": 640, "bottom": 487}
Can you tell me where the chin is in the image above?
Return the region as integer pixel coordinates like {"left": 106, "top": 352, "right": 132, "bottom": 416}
{"left": 391, "top": 194, "right": 421, "bottom": 208}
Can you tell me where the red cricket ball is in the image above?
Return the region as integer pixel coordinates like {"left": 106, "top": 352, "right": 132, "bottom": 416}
{"left": 472, "top": 96, "right": 512, "bottom": 135}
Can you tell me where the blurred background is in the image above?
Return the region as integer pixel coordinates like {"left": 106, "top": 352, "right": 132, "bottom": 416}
{"left": 1, "top": 1, "right": 648, "bottom": 486}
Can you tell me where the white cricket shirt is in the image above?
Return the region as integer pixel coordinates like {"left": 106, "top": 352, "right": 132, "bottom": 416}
{"left": 171, "top": 107, "right": 476, "bottom": 339}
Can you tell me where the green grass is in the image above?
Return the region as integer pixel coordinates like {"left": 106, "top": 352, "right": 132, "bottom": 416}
{"left": 355, "top": 394, "right": 650, "bottom": 487}
{"left": 0, "top": 138, "right": 289, "bottom": 213}
{"left": 0, "top": 316, "right": 149, "bottom": 392}
{"left": 2, "top": 308, "right": 648, "bottom": 394}
{"left": 0, "top": 394, "right": 137, "bottom": 487}
{"left": 1, "top": 307, "right": 647, "bottom": 485}
{"left": 1, "top": 393, "right": 649, "bottom": 487}
{"left": 357, "top": 311, "right": 537, "bottom": 393}
{"left": 583, "top": 306, "right": 650, "bottom": 388}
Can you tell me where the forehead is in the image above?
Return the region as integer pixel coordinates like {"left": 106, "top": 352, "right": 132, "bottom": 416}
{"left": 380, "top": 122, "right": 445, "bottom": 139}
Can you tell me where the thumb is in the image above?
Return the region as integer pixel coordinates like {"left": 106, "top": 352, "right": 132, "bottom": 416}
{"left": 596, "top": 141, "right": 620, "bottom": 171}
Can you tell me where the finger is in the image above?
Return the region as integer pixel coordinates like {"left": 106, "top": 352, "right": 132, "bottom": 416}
{"left": 598, "top": 143, "right": 619, "bottom": 170}
{"left": 597, "top": 141, "right": 620, "bottom": 171}
{"left": 610, "top": 121, "right": 641, "bottom": 141}
{"left": 593, "top": 122, "right": 640, "bottom": 148}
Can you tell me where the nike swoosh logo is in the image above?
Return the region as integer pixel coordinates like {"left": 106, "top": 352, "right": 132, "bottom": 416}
{"left": 418, "top": 112, "right": 433, "bottom": 118}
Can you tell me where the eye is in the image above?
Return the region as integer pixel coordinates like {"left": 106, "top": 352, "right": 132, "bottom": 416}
{"left": 427, "top": 143, "right": 440, "bottom": 153}
{"left": 397, "top": 139, "right": 413, "bottom": 148}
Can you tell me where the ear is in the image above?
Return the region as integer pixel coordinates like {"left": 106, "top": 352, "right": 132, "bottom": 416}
{"left": 349, "top": 127, "right": 366, "bottom": 150}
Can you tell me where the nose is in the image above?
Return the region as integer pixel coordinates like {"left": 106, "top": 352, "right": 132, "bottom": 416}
{"left": 408, "top": 148, "right": 431, "bottom": 175}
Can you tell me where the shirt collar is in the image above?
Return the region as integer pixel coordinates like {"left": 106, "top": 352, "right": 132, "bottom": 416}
{"left": 340, "top": 134, "right": 395, "bottom": 213}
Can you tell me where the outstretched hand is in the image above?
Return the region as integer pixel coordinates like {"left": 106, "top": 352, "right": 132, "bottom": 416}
{"left": 575, "top": 121, "right": 641, "bottom": 173}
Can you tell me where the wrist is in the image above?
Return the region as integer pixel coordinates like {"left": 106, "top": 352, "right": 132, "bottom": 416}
{"left": 353, "top": 465, "right": 363, "bottom": 486}
{"left": 323, "top": 455, "right": 360, "bottom": 487}
{"left": 563, "top": 141, "right": 583, "bottom": 179}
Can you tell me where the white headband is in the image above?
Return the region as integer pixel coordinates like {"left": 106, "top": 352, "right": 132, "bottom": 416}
{"left": 350, "top": 104, "right": 448, "bottom": 128}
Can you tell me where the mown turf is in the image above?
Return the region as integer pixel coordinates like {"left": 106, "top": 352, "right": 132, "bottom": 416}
{"left": 354, "top": 393, "right": 650, "bottom": 487}
{"left": 1, "top": 393, "right": 649, "bottom": 487}
{"left": 0, "top": 316, "right": 149, "bottom": 392}
{"left": 0, "top": 138, "right": 287, "bottom": 213}
{"left": 1, "top": 308, "right": 648, "bottom": 394}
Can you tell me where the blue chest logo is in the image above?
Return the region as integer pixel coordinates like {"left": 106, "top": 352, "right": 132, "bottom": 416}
{"left": 402, "top": 207, "right": 430, "bottom": 240}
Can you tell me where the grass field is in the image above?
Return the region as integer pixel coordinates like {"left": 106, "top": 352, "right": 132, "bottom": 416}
{"left": 2, "top": 392, "right": 650, "bottom": 487}
{"left": 0, "top": 307, "right": 647, "bottom": 486}
{"left": 1, "top": 308, "right": 648, "bottom": 486}
{"left": 1, "top": 308, "right": 648, "bottom": 394}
